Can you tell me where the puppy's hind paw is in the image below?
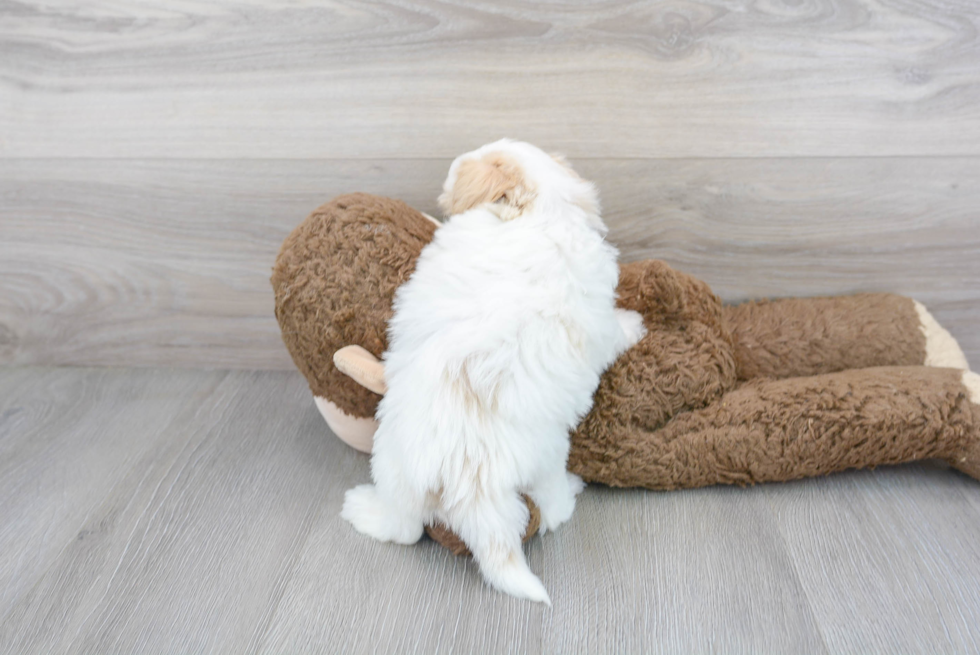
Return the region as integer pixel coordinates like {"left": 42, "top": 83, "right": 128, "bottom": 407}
{"left": 537, "top": 472, "right": 585, "bottom": 535}
{"left": 341, "top": 484, "right": 423, "bottom": 544}
{"left": 341, "top": 484, "right": 387, "bottom": 540}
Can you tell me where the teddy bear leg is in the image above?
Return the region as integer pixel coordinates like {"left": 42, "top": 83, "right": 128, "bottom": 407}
{"left": 569, "top": 366, "right": 980, "bottom": 490}
{"left": 913, "top": 301, "right": 970, "bottom": 369}
{"left": 951, "top": 371, "right": 980, "bottom": 479}
{"left": 722, "top": 294, "right": 968, "bottom": 380}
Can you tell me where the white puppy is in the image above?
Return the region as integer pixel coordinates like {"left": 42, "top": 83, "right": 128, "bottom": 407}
{"left": 341, "top": 139, "right": 646, "bottom": 604}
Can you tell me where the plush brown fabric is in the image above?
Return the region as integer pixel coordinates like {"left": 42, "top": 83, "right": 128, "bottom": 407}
{"left": 570, "top": 366, "right": 978, "bottom": 489}
{"left": 567, "top": 267, "right": 967, "bottom": 489}
{"left": 271, "top": 193, "right": 436, "bottom": 417}
{"left": 567, "top": 259, "right": 740, "bottom": 481}
{"left": 724, "top": 294, "right": 927, "bottom": 381}
{"left": 271, "top": 193, "right": 980, "bottom": 556}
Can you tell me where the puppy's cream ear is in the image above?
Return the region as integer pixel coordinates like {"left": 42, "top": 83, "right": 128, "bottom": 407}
{"left": 439, "top": 153, "right": 534, "bottom": 220}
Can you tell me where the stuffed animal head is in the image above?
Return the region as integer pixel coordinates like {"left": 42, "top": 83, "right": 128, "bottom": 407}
{"left": 271, "top": 193, "right": 437, "bottom": 451}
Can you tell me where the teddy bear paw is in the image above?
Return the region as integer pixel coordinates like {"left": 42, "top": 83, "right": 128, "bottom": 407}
{"left": 950, "top": 371, "right": 980, "bottom": 481}
{"left": 914, "top": 301, "right": 969, "bottom": 369}
{"left": 964, "top": 371, "right": 980, "bottom": 407}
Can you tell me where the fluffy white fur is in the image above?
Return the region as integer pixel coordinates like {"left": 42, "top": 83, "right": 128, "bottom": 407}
{"left": 341, "top": 140, "right": 645, "bottom": 604}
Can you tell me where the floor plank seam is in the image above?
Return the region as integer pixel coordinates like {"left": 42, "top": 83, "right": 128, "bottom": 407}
{"left": 762, "top": 486, "right": 833, "bottom": 655}
{"left": 245, "top": 496, "right": 333, "bottom": 655}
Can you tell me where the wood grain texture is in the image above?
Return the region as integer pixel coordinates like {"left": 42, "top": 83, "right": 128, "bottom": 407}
{"left": 2, "top": 157, "right": 977, "bottom": 369}
{"left": 539, "top": 485, "right": 828, "bottom": 654}
{"left": 766, "top": 464, "right": 980, "bottom": 653}
{"left": 0, "top": 368, "right": 335, "bottom": 653}
{"left": 2, "top": 0, "right": 980, "bottom": 158}
{"left": 2, "top": 367, "right": 980, "bottom": 653}
{"left": 256, "top": 482, "right": 547, "bottom": 655}
{"left": 0, "top": 367, "right": 226, "bottom": 626}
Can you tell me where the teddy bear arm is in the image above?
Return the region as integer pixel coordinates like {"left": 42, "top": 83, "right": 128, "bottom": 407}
{"left": 568, "top": 366, "right": 980, "bottom": 490}
{"left": 333, "top": 345, "right": 387, "bottom": 395}
{"left": 617, "top": 259, "right": 725, "bottom": 329}
{"left": 722, "top": 293, "right": 968, "bottom": 381}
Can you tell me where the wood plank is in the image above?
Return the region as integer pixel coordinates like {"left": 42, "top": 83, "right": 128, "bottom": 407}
{"left": 255, "top": 448, "right": 545, "bottom": 655}
{"left": 540, "top": 485, "right": 828, "bottom": 653}
{"left": 767, "top": 464, "right": 980, "bottom": 653}
{"left": 0, "top": 158, "right": 446, "bottom": 369}
{"left": 3, "top": 367, "right": 980, "bottom": 652}
{"left": 602, "top": 157, "right": 980, "bottom": 366}
{"left": 2, "top": 157, "right": 977, "bottom": 369}
{"left": 0, "top": 367, "right": 542, "bottom": 654}
{"left": 0, "top": 367, "right": 227, "bottom": 626}
{"left": 2, "top": 1, "right": 980, "bottom": 158}
{"left": 0, "top": 369, "right": 338, "bottom": 654}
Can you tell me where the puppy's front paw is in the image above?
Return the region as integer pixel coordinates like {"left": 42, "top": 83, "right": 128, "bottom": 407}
{"left": 567, "top": 472, "right": 586, "bottom": 497}
{"left": 615, "top": 308, "right": 647, "bottom": 349}
{"left": 537, "top": 473, "right": 585, "bottom": 534}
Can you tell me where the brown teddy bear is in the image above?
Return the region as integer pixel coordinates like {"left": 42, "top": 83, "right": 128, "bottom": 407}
{"left": 271, "top": 192, "right": 980, "bottom": 555}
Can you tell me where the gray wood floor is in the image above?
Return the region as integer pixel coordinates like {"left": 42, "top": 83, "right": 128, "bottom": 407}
{"left": 2, "top": 366, "right": 980, "bottom": 654}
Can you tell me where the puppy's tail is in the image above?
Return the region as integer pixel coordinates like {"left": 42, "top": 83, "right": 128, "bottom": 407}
{"left": 475, "top": 539, "right": 551, "bottom": 605}
{"left": 447, "top": 491, "right": 551, "bottom": 605}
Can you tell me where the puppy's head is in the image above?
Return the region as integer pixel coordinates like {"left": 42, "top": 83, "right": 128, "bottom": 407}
{"left": 438, "top": 139, "right": 604, "bottom": 230}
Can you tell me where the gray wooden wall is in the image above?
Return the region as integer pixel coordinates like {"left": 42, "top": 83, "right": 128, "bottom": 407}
{"left": 2, "top": 1, "right": 978, "bottom": 369}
